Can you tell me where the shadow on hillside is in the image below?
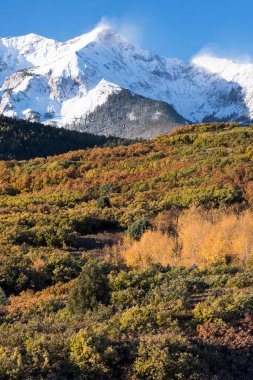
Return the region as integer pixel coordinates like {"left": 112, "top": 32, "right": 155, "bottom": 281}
{"left": 194, "top": 341, "right": 253, "bottom": 380}
{"left": 76, "top": 231, "right": 124, "bottom": 250}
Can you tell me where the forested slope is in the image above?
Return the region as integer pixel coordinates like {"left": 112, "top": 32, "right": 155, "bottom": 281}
{"left": 0, "top": 115, "right": 133, "bottom": 160}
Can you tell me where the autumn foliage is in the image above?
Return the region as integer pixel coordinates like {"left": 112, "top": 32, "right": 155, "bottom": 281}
{"left": 122, "top": 208, "right": 253, "bottom": 268}
{"left": 0, "top": 122, "right": 253, "bottom": 378}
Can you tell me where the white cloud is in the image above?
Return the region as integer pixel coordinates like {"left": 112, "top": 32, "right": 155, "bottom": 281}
{"left": 95, "top": 16, "right": 144, "bottom": 45}
{"left": 192, "top": 42, "right": 253, "bottom": 64}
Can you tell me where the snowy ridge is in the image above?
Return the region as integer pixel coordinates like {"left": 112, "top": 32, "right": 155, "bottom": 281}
{"left": 0, "top": 23, "right": 252, "bottom": 134}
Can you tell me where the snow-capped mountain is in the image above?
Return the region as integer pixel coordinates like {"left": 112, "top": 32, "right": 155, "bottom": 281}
{"left": 0, "top": 23, "right": 252, "bottom": 138}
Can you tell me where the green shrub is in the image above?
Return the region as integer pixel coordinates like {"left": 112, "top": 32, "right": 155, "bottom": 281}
{"left": 6, "top": 223, "right": 77, "bottom": 248}
{"left": 47, "top": 252, "right": 81, "bottom": 283}
{"left": 69, "top": 327, "right": 120, "bottom": 378}
{"left": 119, "top": 306, "right": 156, "bottom": 333}
{"left": 99, "top": 183, "right": 120, "bottom": 195}
{"left": 111, "top": 287, "right": 146, "bottom": 309}
{"left": 150, "top": 151, "right": 165, "bottom": 160}
{"left": 68, "top": 260, "right": 111, "bottom": 314}
{"left": 133, "top": 334, "right": 193, "bottom": 380}
{"left": 226, "top": 272, "right": 253, "bottom": 288}
{"left": 193, "top": 291, "right": 253, "bottom": 323}
{"left": 127, "top": 219, "right": 151, "bottom": 241}
{"left": 97, "top": 196, "right": 111, "bottom": 209}
{"left": 0, "top": 287, "right": 7, "bottom": 306}
{"left": 0, "top": 255, "right": 33, "bottom": 295}
{"left": 186, "top": 279, "right": 209, "bottom": 293}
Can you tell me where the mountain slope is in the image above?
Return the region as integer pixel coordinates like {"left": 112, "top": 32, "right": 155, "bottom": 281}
{"left": 66, "top": 89, "right": 187, "bottom": 139}
{"left": 0, "top": 115, "right": 133, "bottom": 160}
{"left": 0, "top": 23, "right": 252, "bottom": 137}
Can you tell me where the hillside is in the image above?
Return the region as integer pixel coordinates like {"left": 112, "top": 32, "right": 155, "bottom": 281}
{"left": 1, "top": 121, "right": 252, "bottom": 215}
{"left": 0, "top": 115, "right": 134, "bottom": 160}
{"left": 1, "top": 121, "right": 253, "bottom": 251}
{"left": 0, "top": 122, "right": 253, "bottom": 378}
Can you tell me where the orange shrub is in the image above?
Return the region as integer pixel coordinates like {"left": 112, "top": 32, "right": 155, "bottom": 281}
{"left": 123, "top": 231, "right": 176, "bottom": 268}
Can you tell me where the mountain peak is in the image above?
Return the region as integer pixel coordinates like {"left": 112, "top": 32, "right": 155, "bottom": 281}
{"left": 92, "top": 20, "right": 115, "bottom": 34}
{"left": 65, "top": 22, "right": 127, "bottom": 51}
{"left": 0, "top": 26, "right": 253, "bottom": 136}
{"left": 0, "top": 32, "right": 54, "bottom": 45}
{"left": 23, "top": 33, "right": 44, "bottom": 40}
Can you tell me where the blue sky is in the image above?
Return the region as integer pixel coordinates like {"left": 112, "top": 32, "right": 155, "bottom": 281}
{"left": 1, "top": 0, "right": 253, "bottom": 60}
